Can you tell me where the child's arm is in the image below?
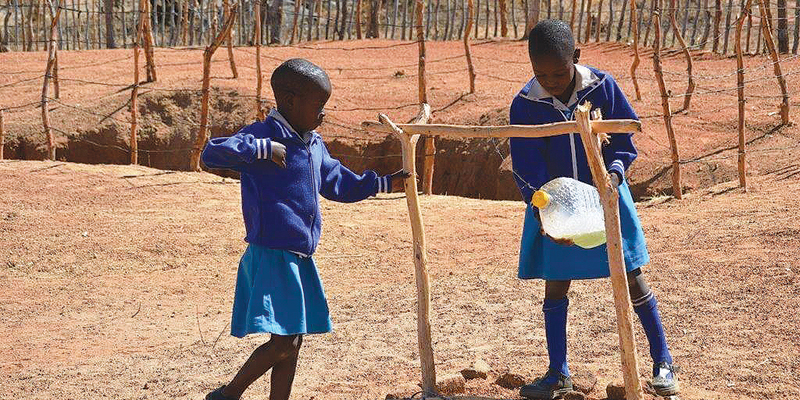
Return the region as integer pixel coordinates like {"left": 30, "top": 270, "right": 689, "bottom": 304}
{"left": 201, "top": 128, "right": 286, "bottom": 171}
{"left": 318, "top": 142, "right": 397, "bottom": 202}
{"left": 600, "top": 76, "right": 639, "bottom": 185}
{"left": 509, "top": 96, "right": 550, "bottom": 203}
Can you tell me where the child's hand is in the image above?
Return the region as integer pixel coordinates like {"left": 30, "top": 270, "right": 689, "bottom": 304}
{"left": 389, "top": 169, "right": 412, "bottom": 192}
{"left": 271, "top": 142, "right": 287, "bottom": 168}
{"left": 609, "top": 173, "right": 621, "bottom": 187}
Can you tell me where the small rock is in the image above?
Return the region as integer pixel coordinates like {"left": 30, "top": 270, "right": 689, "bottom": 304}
{"left": 606, "top": 382, "right": 626, "bottom": 400}
{"left": 436, "top": 374, "right": 466, "bottom": 395}
{"left": 495, "top": 372, "right": 526, "bottom": 389}
{"left": 563, "top": 390, "right": 587, "bottom": 400}
{"left": 461, "top": 359, "right": 491, "bottom": 380}
{"left": 571, "top": 370, "right": 597, "bottom": 394}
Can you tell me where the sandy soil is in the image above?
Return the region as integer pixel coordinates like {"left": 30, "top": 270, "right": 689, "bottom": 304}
{"left": 1, "top": 159, "right": 798, "bottom": 400}
{"left": 1, "top": 39, "right": 799, "bottom": 198}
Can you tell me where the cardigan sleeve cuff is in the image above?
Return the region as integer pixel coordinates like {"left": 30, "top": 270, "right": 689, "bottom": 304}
{"left": 254, "top": 138, "right": 272, "bottom": 160}
{"left": 377, "top": 175, "right": 392, "bottom": 193}
{"left": 608, "top": 159, "right": 625, "bottom": 184}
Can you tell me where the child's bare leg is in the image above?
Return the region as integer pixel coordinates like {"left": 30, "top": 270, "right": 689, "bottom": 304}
{"left": 268, "top": 339, "right": 302, "bottom": 400}
{"left": 221, "top": 334, "right": 303, "bottom": 399}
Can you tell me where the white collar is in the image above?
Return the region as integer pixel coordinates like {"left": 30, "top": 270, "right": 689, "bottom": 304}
{"left": 269, "top": 108, "right": 315, "bottom": 143}
{"left": 268, "top": 108, "right": 298, "bottom": 135}
{"left": 523, "top": 64, "right": 601, "bottom": 109}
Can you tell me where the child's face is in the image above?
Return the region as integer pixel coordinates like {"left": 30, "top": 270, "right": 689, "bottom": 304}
{"left": 531, "top": 54, "right": 576, "bottom": 99}
{"left": 280, "top": 82, "right": 331, "bottom": 134}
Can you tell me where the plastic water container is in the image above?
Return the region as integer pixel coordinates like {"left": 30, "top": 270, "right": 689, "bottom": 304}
{"left": 531, "top": 177, "right": 607, "bottom": 249}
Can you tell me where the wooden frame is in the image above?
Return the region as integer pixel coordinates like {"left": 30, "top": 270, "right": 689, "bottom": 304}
{"left": 364, "top": 102, "right": 644, "bottom": 399}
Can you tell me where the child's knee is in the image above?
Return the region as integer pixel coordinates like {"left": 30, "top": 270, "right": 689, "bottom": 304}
{"left": 271, "top": 334, "right": 303, "bottom": 359}
{"left": 626, "top": 268, "right": 651, "bottom": 300}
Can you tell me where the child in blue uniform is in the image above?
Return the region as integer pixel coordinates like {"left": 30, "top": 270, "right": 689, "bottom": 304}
{"left": 511, "top": 21, "right": 679, "bottom": 399}
{"left": 202, "top": 59, "right": 406, "bottom": 400}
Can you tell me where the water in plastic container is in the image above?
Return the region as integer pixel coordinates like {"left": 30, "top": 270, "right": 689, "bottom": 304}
{"left": 531, "top": 177, "right": 607, "bottom": 249}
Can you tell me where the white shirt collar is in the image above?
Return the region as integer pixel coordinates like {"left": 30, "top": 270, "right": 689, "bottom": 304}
{"left": 268, "top": 108, "right": 315, "bottom": 143}
{"left": 523, "top": 64, "right": 601, "bottom": 110}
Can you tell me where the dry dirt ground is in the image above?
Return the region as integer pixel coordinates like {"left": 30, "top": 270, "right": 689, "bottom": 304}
{"left": 2, "top": 39, "right": 800, "bottom": 199}
{"left": 1, "top": 160, "right": 799, "bottom": 400}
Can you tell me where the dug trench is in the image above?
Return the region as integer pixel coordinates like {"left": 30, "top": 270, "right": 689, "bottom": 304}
{"left": 3, "top": 89, "right": 743, "bottom": 201}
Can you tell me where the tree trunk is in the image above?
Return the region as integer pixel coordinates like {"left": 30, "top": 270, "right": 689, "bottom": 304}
{"left": 104, "top": 0, "right": 116, "bottom": 47}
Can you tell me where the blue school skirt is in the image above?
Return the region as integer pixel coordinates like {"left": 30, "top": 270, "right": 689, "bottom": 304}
{"left": 518, "top": 181, "right": 650, "bottom": 281}
{"left": 230, "top": 244, "right": 333, "bottom": 338}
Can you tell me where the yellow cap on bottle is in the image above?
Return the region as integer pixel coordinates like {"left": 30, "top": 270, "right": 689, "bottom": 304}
{"left": 531, "top": 190, "right": 550, "bottom": 208}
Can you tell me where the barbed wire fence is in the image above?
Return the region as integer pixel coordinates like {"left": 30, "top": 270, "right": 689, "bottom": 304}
{"left": 2, "top": 0, "right": 800, "bottom": 56}
{"left": 0, "top": 0, "right": 798, "bottom": 198}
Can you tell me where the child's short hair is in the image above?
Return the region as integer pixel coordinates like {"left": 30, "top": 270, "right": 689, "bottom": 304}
{"left": 528, "top": 20, "right": 575, "bottom": 62}
{"left": 270, "top": 58, "right": 330, "bottom": 96}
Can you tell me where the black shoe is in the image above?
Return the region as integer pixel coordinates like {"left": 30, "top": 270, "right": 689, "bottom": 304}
{"left": 519, "top": 368, "right": 573, "bottom": 399}
{"left": 650, "top": 362, "right": 680, "bottom": 396}
{"left": 205, "top": 386, "right": 238, "bottom": 400}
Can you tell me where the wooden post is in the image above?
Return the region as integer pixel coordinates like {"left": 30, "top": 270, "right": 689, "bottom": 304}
{"left": 255, "top": 0, "right": 265, "bottom": 121}
{"left": 596, "top": 0, "right": 603, "bottom": 41}
{"left": 746, "top": 1, "right": 753, "bottom": 53}
{"left": 736, "top": 0, "right": 752, "bottom": 189}
{"left": 713, "top": 0, "right": 721, "bottom": 52}
{"left": 723, "top": 0, "right": 734, "bottom": 53}
{"left": 574, "top": 102, "right": 645, "bottom": 400}
{"left": 465, "top": 0, "right": 476, "bottom": 93}
{"left": 652, "top": 12, "right": 682, "bottom": 199}
{"left": 793, "top": 0, "right": 799, "bottom": 53}
{"left": 291, "top": 0, "right": 301, "bottom": 42}
{"left": 500, "top": 0, "right": 508, "bottom": 36}
{"left": 570, "top": 0, "right": 577, "bottom": 32}
{"left": 52, "top": 51, "right": 60, "bottom": 99}
{"left": 527, "top": 0, "right": 539, "bottom": 36}
{"left": 0, "top": 109, "right": 4, "bottom": 160}
{"left": 132, "top": 0, "right": 145, "bottom": 165}
{"left": 356, "top": 0, "right": 362, "bottom": 38}
{"left": 616, "top": 0, "right": 627, "bottom": 41}
{"left": 777, "top": 0, "right": 788, "bottom": 52}
{"left": 378, "top": 106, "right": 435, "bottom": 397}
{"left": 143, "top": 0, "right": 157, "bottom": 82}
{"left": 224, "top": 0, "right": 238, "bottom": 77}
{"left": 512, "top": 0, "right": 519, "bottom": 37}
{"left": 484, "top": 0, "right": 490, "bottom": 37}
{"left": 42, "top": 0, "right": 62, "bottom": 161}
{"left": 190, "top": 4, "right": 239, "bottom": 172}
{"left": 671, "top": 0, "right": 694, "bottom": 111}
{"left": 630, "top": 0, "right": 642, "bottom": 100}
{"left": 577, "top": 0, "right": 585, "bottom": 41}
{"left": 606, "top": 0, "right": 614, "bottom": 41}
{"left": 183, "top": 0, "right": 189, "bottom": 45}
{"left": 584, "top": 0, "right": 593, "bottom": 42}
{"left": 758, "top": 0, "right": 791, "bottom": 124}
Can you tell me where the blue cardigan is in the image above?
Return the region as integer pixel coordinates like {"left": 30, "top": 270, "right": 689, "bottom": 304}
{"left": 202, "top": 111, "right": 393, "bottom": 256}
{"left": 509, "top": 65, "right": 639, "bottom": 203}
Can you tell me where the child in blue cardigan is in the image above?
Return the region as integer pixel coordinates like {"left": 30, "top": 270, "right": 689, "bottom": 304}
{"left": 202, "top": 59, "right": 405, "bottom": 400}
{"left": 511, "top": 21, "right": 679, "bottom": 399}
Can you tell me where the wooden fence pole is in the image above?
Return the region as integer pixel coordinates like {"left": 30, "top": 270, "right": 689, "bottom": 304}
{"left": 0, "top": 110, "right": 4, "bottom": 160}
{"left": 758, "top": 0, "right": 791, "bottom": 124}
{"left": 584, "top": 0, "right": 594, "bottom": 43}
{"left": 570, "top": 0, "right": 577, "bottom": 31}
{"left": 465, "top": 0, "right": 476, "bottom": 93}
{"left": 356, "top": 0, "right": 362, "bottom": 38}
{"left": 224, "top": 0, "right": 238, "bottom": 77}
{"left": 255, "top": 0, "right": 265, "bottom": 121}
{"left": 143, "top": 0, "right": 157, "bottom": 82}
{"left": 777, "top": 0, "right": 788, "bottom": 51}
{"left": 671, "top": 0, "right": 694, "bottom": 111}
{"left": 578, "top": 0, "right": 585, "bottom": 41}
{"left": 652, "top": 12, "right": 683, "bottom": 199}
{"left": 747, "top": 1, "right": 753, "bottom": 53}
{"left": 131, "top": 0, "right": 145, "bottom": 165}
{"left": 574, "top": 102, "right": 644, "bottom": 400}
{"left": 378, "top": 106, "right": 435, "bottom": 397}
{"left": 53, "top": 51, "right": 60, "bottom": 99}
{"left": 527, "top": 0, "right": 539, "bottom": 36}
{"left": 617, "top": 0, "right": 627, "bottom": 41}
{"left": 736, "top": 0, "right": 752, "bottom": 189}
{"left": 500, "top": 0, "right": 509, "bottom": 36}
{"left": 415, "top": 0, "right": 435, "bottom": 195}
{"left": 182, "top": 0, "right": 189, "bottom": 45}
{"left": 713, "top": 0, "right": 722, "bottom": 52}
{"left": 723, "top": 0, "right": 734, "bottom": 53}
{"left": 190, "top": 4, "right": 239, "bottom": 171}
{"left": 793, "top": 0, "right": 799, "bottom": 53}
{"left": 606, "top": 0, "right": 614, "bottom": 41}
{"left": 596, "top": 0, "right": 603, "bottom": 41}
{"left": 42, "top": 0, "right": 62, "bottom": 161}
{"left": 630, "top": 0, "right": 642, "bottom": 100}
{"left": 291, "top": 0, "right": 301, "bottom": 42}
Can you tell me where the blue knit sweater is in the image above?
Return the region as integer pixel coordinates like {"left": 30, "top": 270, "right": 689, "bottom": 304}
{"left": 509, "top": 64, "right": 639, "bottom": 203}
{"left": 202, "top": 110, "right": 393, "bottom": 256}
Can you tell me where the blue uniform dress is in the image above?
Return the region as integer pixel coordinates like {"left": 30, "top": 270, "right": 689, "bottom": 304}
{"left": 202, "top": 109, "right": 394, "bottom": 337}
{"left": 510, "top": 65, "right": 650, "bottom": 281}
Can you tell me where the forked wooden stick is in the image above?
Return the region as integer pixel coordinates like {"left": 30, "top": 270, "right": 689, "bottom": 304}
{"left": 378, "top": 104, "right": 437, "bottom": 397}
{"left": 575, "top": 102, "right": 644, "bottom": 400}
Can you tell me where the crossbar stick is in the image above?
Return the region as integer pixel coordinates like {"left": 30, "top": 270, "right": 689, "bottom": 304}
{"left": 378, "top": 105, "right": 437, "bottom": 397}
{"left": 361, "top": 120, "right": 641, "bottom": 138}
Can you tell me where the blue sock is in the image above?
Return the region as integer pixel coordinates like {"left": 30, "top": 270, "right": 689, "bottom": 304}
{"left": 543, "top": 297, "right": 570, "bottom": 379}
{"left": 632, "top": 292, "right": 673, "bottom": 366}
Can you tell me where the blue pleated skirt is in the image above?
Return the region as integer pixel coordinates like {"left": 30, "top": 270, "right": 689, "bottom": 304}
{"left": 230, "top": 244, "right": 333, "bottom": 338}
{"left": 518, "top": 181, "right": 650, "bottom": 280}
